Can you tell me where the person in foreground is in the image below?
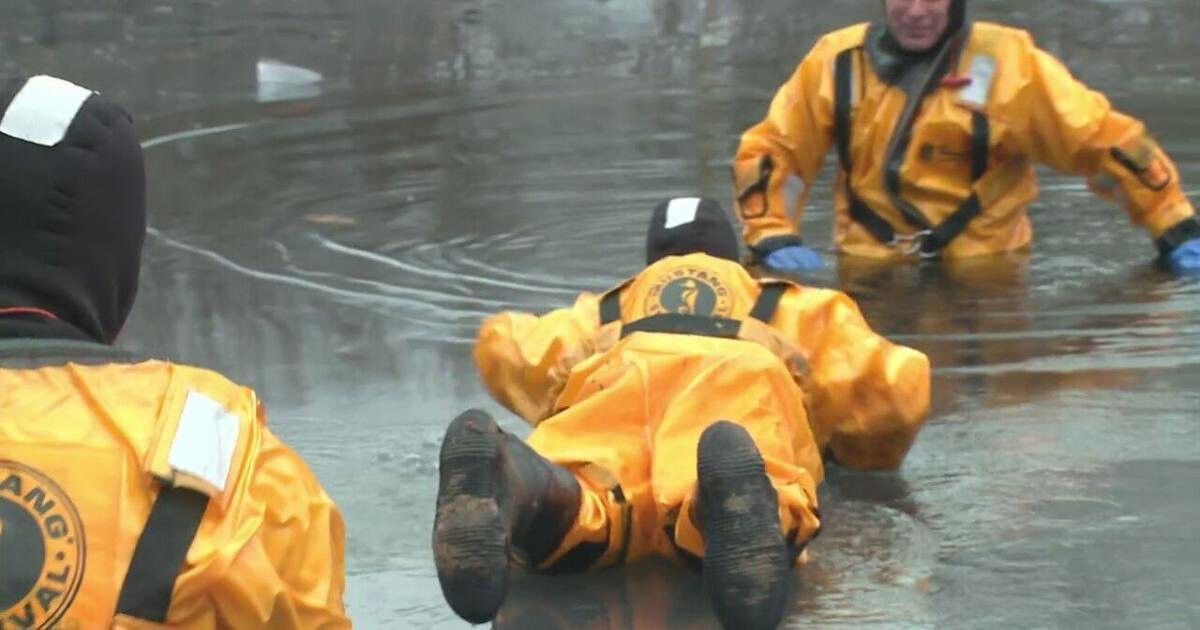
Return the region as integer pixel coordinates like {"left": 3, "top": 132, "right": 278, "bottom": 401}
{"left": 432, "top": 197, "right": 930, "bottom": 629}
{"left": 732, "top": 0, "right": 1200, "bottom": 274}
{"left": 0, "top": 75, "right": 349, "bottom": 628}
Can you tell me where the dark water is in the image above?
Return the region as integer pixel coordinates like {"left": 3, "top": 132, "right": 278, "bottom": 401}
{"left": 3, "top": 1, "right": 1198, "bottom": 628}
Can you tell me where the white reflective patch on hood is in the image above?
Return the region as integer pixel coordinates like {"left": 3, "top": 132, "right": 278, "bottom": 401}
{"left": 0, "top": 75, "right": 94, "bottom": 146}
{"left": 664, "top": 197, "right": 701, "bottom": 229}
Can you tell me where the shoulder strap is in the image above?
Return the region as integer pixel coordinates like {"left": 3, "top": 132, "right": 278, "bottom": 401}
{"left": 970, "top": 109, "right": 989, "bottom": 181}
{"left": 921, "top": 110, "right": 990, "bottom": 254}
{"left": 749, "top": 282, "right": 789, "bottom": 324}
{"left": 834, "top": 48, "right": 856, "bottom": 175}
{"left": 835, "top": 48, "right": 901, "bottom": 245}
{"left": 115, "top": 484, "right": 209, "bottom": 622}
{"left": 620, "top": 314, "right": 742, "bottom": 340}
{"left": 599, "top": 286, "right": 622, "bottom": 325}
{"left": 836, "top": 45, "right": 993, "bottom": 255}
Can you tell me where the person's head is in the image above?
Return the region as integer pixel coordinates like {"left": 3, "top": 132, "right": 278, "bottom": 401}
{"left": 645, "top": 197, "right": 740, "bottom": 265}
{"left": 883, "top": 0, "right": 963, "bottom": 52}
{"left": 0, "top": 75, "right": 146, "bottom": 344}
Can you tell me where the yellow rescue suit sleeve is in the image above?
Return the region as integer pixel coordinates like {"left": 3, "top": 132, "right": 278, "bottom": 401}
{"left": 475, "top": 292, "right": 603, "bottom": 425}
{"left": 121, "top": 379, "right": 350, "bottom": 629}
{"left": 189, "top": 428, "right": 350, "bottom": 629}
{"left": 732, "top": 28, "right": 857, "bottom": 250}
{"left": 0, "top": 356, "right": 349, "bottom": 629}
{"left": 997, "top": 33, "right": 1194, "bottom": 237}
{"left": 777, "top": 287, "right": 930, "bottom": 470}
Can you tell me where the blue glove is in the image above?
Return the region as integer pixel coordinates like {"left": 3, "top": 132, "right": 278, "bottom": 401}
{"left": 763, "top": 244, "right": 823, "bottom": 272}
{"left": 1166, "top": 238, "right": 1200, "bottom": 274}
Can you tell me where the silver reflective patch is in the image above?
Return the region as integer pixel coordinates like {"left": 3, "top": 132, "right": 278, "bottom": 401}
{"left": 168, "top": 389, "right": 240, "bottom": 493}
{"left": 665, "top": 197, "right": 701, "bottom": 229}
{"left": 959, "top": 55, "right": 996, "bottom": 109}
{"left": 0, "top": 75, "right": 94, "bottom": 146}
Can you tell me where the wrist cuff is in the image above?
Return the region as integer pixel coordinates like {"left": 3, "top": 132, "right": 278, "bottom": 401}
{"left": 1155, "top": 217, "right": 1200, "bottom": 256}
{"left": 749, "top": 234, "right": 804, "bottom": 261}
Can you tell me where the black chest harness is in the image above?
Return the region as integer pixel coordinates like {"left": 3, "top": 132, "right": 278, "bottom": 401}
{"left": 599, "top": 281, "right": 789, "bottom": 336}
{"left": 835, "top": 32, "right": 991, "bottom": 258}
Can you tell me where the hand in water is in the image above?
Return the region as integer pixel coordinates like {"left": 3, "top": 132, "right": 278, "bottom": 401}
{"left": 1166, "top": 238, "right": 1200, "bottom": 274}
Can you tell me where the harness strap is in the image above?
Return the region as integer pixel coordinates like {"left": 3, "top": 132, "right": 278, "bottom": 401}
{"left": 621, "top": 313, "right": 741, "bottom": 339}
{"left": 608, "top": 281, "right": 791, "bottom": 339}
{"left": 970, "top": 108, "right": 989, "bottom": 180}
{"left": 833, "top": 47, "right": 992, "bottom": 256}
{"left": 923, "top": 192, "right": 983, "bottom": 254}
{"left": 115, "top": 485, "right": 209, "bottom": 622}
{"left": 834, "top": 48, "right": 855, "bottom": 176}
{"left": 748, "top": 282, "right": 788, "bottom": 324}
{"left": 836, "top": 47, "right": 904, "bottom": 245}
{"left": 599, "top": 286, "right": 622, "bottom": 325}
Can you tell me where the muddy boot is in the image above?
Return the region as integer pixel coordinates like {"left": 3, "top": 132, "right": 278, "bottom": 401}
{"left": 696, "top": 421, "right": 792, "bottom": 630}
{"left": 433, "top": 409, "right": 581, "bottom": 624}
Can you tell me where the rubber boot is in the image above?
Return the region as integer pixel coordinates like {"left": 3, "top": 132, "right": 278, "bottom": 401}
{"left": 433, "top": 409, "right": 582, "bottom": 624}
{"left": 696, "top": 421, "right": 792, "bottom": 630}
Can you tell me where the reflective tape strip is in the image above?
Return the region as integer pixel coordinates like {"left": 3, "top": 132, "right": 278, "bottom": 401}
{"left": 958, "top": 55, "right": 996, "bottom": 108}
{"left": 167, "top": 390, "right": 240, "bottom": 493}
{"left": 0, "top": 75, "right": 94, "bottom": 146}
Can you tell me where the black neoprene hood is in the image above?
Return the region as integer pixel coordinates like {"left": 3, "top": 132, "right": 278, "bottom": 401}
{"left": 0, "top": 76, "right": 146, "bottom": 344}
{"left": 646, "top": 197, "right": 740, "bottom": 265}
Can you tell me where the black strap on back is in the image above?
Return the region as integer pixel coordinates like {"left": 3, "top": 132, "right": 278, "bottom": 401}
{"left": 749, "top": 282, "right": 788, "bottom": 324}
{"left": 599, "top": 287, "right": 622, "bottom": 325}
{"left": 620, "top": 314, "right": 742, "bottom": 339}
{"left": 833, "top": 47, "right": 991, "bottom": 256}
{"left": 115, "top": 484, "right": 209, "bottom": 622}
{"left": 617, "top": 281, "right": 790, "bottom": 340}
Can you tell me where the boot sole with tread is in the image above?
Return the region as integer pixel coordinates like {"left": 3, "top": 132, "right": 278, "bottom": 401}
{"left": 432, "top": 409, "right": 510, "bottom": 624}
{"left": 697, "top": 420, "right": 792, "bottom": 630}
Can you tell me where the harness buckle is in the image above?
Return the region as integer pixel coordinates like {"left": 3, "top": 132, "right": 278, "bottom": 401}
{"left": 888, "top": 230, "right": 933, "bottom": 257}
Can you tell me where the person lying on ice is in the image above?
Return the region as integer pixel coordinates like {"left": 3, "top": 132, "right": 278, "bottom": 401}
{"left": 432, "top": 197, "right": 930, "bottom": 629}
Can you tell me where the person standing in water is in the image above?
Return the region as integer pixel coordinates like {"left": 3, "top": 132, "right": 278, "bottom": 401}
{"left": 732, "top": 0, "right": 1200, "bottom": 274}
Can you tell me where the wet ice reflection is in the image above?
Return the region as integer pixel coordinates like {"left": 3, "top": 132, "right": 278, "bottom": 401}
{"left": 1, "top": 0, "right": 1197, "bottom": 627}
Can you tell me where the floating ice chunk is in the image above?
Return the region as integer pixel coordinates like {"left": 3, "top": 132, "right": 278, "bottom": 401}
{"left": 256, "top": 59, "right": 323, "bottom": 103}
{"left": 257, "top": 58, "right": 322, "bottom": 84}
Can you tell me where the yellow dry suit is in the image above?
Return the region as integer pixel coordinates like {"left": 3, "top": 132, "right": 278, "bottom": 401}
{"left": 474, "top": 253, "right": 929, "bottom": 570}
{"left": 0, "top": 340, "right": 350, "bottom": 629}
{"left": 733, "top": 22, "right": 1198, "bottom": 260}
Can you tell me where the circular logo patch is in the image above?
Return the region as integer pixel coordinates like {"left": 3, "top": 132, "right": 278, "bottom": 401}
{"left": 0, "top": 460, "right": 85, "bottom": 628}
{"left": 646, "top": 267, "right": 732, "bottom": 317}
